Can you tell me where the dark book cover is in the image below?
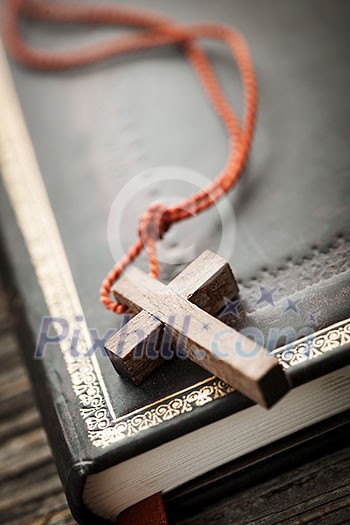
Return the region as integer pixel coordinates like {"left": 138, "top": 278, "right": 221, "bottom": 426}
{"left": 0, "top": 1, "right": 349, "bottom": 523}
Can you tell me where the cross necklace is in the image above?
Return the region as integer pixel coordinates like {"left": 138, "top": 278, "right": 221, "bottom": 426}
{"left": 6, "top": 0, "right": 291, "bottom": 406}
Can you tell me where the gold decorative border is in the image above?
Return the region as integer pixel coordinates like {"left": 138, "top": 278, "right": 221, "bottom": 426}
{"left": 1, "top": 42, "right": 349, "bottom": 448}
{"left": 83, "top": 318, "right": 350, "bottom": 447}
{"left": 85, "top": 379, "right": 234, "bottom": 448}
{"left": 274, "top": 319, "right": 350, "bottom": 369}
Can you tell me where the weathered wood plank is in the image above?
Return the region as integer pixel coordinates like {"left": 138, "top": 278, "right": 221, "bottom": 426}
{"left": 176, "top": 446, "right": 350, "bottom": 525}
{"left": 0, "top": 406, "right": 40, "bottom": 444}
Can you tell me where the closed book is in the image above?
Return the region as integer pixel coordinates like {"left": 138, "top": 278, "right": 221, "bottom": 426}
{"left": 0, "top": 1, "right": 349, "bottom": 523}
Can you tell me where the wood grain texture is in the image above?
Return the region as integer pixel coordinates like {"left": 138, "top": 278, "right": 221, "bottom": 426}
{"left": 105, "top": 250, "right": 238, "bottom": 384}
{"left": 0, "top": 285, "right": 349, "bottom": 525}
{"left": 175, "top": 444, "right": 350, "bottom": 525}
{"left": 112, "top": 261, "right": 290, "bottom": 407}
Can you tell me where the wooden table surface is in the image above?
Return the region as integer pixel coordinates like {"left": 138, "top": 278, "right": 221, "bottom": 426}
{"left": 0, "top": 286, "right": 349, "bottom": 525}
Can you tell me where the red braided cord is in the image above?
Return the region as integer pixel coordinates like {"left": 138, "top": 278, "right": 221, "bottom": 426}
{"left": 4, "top": 0, "right": 258, "bottom": 314}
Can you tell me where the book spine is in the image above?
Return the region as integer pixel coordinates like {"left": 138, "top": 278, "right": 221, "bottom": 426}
{"left": 0, "top": 41, "right": 105, "bottom": 524}
{"left": 0, "top": 225, "right": 105, "bottom": 524}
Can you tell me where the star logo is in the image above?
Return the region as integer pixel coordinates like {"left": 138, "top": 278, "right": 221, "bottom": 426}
{"left": 308, "top": 312, "right": 320, "bottom": 326}
{"left": 195, "top": 348, "right": 206, "bottom": 360}
{"left": 201, "top": 323, "right": 210, "bottom": 331}
{"left": 284, "top": 298, "right": 300, "bottom": 314}
{"left": 256, "top": 285, "right": 278, "bottom": 308}
{"left": 219, "top": 297, "right": 242, "bottom": 319}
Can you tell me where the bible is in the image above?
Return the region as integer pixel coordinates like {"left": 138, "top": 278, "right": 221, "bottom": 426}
{"left": 0, "top": 1, "right": 349, "bottom": 523}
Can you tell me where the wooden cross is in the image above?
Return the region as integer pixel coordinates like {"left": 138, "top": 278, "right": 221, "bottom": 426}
{"left": 105, "top": 251, "right": 291, "bottom": 407}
